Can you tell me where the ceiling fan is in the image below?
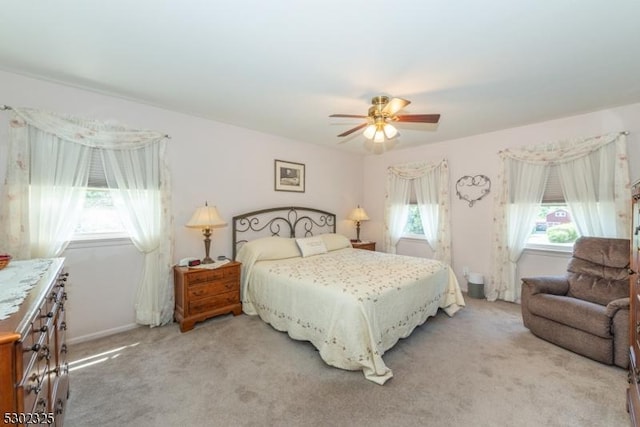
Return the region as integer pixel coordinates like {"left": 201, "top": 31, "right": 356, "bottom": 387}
{"left": 330, "top": 95, "right": 440, "bottom": 143}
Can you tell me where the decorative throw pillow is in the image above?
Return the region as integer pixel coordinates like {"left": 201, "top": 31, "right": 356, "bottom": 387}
{"left": 295, "top": 236, "right": 328, "bottom": 257}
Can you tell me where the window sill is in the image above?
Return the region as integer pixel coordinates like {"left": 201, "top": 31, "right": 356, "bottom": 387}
{"left": 400, "top": 234, "right": 427, "bottom": 242}
{"left": 524, "top": 243, "right": 573, "bottom": 256}
{"left": 67, "top": 234, "right": 132, "bottom": 250}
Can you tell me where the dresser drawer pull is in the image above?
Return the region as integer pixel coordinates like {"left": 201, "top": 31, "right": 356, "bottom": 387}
{"left": 38, "top": 345, "right": 51, "bottom": 361}
{"left": 36, "top": 398, "right": 47, "bottom": 410}
{"left": 39, "top": 325, "right": 48, "bottom": 333}
{"left": 27, "top": 382, "right": 42, "bottom": 394}
{"left": 25, "top": 343, "right": 41, "bottom": 353}
{"left": 40, "top": 311, "right": 54, "bottom": 319}
{"left": 60, "top": 321, "right": 67, "bottom": 331}
{"left": 61, "top": 344, "right": 68, "bottom": 354}
{"left": 26, "top": 373, "right": 42, "bottom": 394}
{"left": 55, "top": 397, "right": 65, "bottom": 415}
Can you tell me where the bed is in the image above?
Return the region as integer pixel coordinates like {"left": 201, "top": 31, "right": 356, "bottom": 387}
{"left": 233, "top": 207, "right": 465, "bottom": 384}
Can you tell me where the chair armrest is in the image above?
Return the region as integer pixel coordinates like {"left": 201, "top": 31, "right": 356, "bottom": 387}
{"left": 606, "top": 297, "right": 630, "bottom": 318}
{"left": 521, "top": 276, "right": 569, "bottom": 296}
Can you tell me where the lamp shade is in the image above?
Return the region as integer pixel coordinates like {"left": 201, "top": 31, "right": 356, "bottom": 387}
{"left": 348, "top": 206, "right": 370, "bottom": 222}
{"left": 186, "top": 203, "right": 226, "bottom": 228}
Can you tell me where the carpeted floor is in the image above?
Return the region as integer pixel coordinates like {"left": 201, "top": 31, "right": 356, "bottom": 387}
{"left": 66, "top": 296, "right": 629, "bottom": 427}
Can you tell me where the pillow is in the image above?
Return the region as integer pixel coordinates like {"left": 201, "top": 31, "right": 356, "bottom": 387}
{"left": 320, "top": 233, "right": 352, "bottom": 251}
{"left": 237, "top": 236, "right": 301, "bottom": 262}
{"left": 295, "top": 236, "right": 328, "bottom": 257}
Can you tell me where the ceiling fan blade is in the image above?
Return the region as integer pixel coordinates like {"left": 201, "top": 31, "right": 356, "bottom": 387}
{"left": 329, "top": 114, "right": 368, "bottom": 118}
{"left": 337, "top": 122, "right": 368, "bottom": 137}
{"left": 394, "top": 114, "right": 440, "bottom": 123}
{"left": 381, "top": 97, "right": 410, "bottom": 116}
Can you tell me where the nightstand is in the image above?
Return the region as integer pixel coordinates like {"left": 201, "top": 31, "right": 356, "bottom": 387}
{"left": 351, "top": 241, "right": 376, "bottom": 251}
{"left": 173, "top": 261, "right": 242, "bottom": 332}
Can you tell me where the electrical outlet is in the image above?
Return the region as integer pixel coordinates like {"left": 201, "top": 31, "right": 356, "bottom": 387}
{"left": 463, "top": 266, "right": 470, "bottom": 277}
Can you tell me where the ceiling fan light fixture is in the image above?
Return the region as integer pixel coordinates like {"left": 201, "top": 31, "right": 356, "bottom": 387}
{"left": 383, "top": 123, "right": 398, "bottom": 139}
{"left": 363, "top": 124, "right": 377, "bottom": 139}
{"left": 373, "top": 129, "right": 385, "bottom": 143}
{"left": 330, "top": 95, "right": 440, "bottom": 150}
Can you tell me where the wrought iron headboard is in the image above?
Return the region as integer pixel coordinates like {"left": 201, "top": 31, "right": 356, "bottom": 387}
{"left": 232, "top": 206, "right": 336, "bottom": 260}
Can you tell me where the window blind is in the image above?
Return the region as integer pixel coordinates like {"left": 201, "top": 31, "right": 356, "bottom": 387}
{"left": 87, "top": 149, "right": 108, "bottom": 188}
{"left": 542, "top": 165, "right": 565, "bottom": 204}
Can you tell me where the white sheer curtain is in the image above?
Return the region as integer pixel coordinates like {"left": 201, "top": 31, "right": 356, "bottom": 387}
{"left": 0, "top": 108, "right": 173, "bottom": 326}
{"left": 489, "top": 132, "right": 630, "bottom": 302}
{"left": 103, "top": 145, "right": 174, "bottom": 326}
{"left": 491, "top": 159, "right": 548, "bottom": 302}
{"left": 558, "top": 138, "right": 628, "bottom": 237}
{"left": 2, "top": 115, "right": 91, "bottom": 258}
{"left": 383, "top": 174, "right": 411, "bottom": 254}
{"left": 384, "top": 159, "right": 452, "bottom": 264}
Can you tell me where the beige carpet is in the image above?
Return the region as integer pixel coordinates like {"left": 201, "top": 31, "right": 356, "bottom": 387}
{"left": 66, "top": 296, "right": 628, "bottom": 427}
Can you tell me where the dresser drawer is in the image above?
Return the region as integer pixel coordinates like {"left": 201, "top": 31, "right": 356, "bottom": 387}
{"left": 188, "top": 279, "right": 238, "bottom": 300}
{"left": 188, "top": 291, "right": 240, "bottom": 315}
{"left": 186, "top": 268, "right": 238, "bottom": 286}
{"left": 22, "top": 331, "right": 47, "bottom": 379}
{"left": 19, "top": 354, "right": 49, "bottom": 413}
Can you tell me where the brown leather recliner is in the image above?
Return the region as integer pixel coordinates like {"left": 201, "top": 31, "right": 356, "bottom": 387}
{"left": 521, "top": 236, "right": 630, "bottom": 368}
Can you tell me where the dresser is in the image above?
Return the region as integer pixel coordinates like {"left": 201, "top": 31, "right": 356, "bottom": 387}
{"left": 629, "top": 180, "right": 640, "bottom": 425}
{"left": 173, "top": 261, "right": 242, "bottom": 332}
{"left": 0, "top": 258, "right": 69, "bottom": 426}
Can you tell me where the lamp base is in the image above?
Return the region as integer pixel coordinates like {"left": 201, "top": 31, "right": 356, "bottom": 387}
{"left": 202, "top": 229, "right": 214, "bottom": 264}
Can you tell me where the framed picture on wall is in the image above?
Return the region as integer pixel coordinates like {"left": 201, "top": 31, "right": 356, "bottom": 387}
{"left": 274, "top": 159, "right": 305, "bottom": 193}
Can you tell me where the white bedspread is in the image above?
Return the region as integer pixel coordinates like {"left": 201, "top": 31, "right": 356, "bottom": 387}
{"left": 238, "top": 238, "right": 465, "bottom": 384}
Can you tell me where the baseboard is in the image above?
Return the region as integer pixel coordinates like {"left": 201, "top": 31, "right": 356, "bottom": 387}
{"left": 67, "top": 323, "right": 141, "bottom": 345}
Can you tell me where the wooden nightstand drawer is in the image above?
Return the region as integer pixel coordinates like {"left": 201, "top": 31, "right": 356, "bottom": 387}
{"left": 185, "top": 268, "right": 237, "bottom": 285}
{"left": 189, "top": 291, "right": 240, "bottom": 315}
{"left": 188, "top": 279, "right": 237, "bottom": 300}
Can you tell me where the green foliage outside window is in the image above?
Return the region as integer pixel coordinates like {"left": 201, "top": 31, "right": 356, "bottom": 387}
{"left": 404, "top": 205, "right": 424, "bottom": 235}
{"left": 546, "top": 223, "right": 578, "bottom": 243}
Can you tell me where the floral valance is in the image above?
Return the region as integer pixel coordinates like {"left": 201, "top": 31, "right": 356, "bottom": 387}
{"left": 11, "top": 107, "right": 167, "bottom": 149}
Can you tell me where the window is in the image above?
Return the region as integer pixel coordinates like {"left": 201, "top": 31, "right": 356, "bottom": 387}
{"left": 72, "top": 150, "right": 126, "bottom": 239}
{"left": 527, "top": 166, "right": 579, "bottom": 250}
{"left": 403, "top": 205, "right": 425, "bottom": 237}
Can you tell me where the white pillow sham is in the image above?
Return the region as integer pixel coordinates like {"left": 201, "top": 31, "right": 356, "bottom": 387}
{"left": 295, "top": 236, "right": 328, "bottom": 257}
{"left": 237, "top": 236, "right": 301, "bottom": 262}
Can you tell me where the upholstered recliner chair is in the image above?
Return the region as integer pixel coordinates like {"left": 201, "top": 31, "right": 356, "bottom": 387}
{"left": 521, "top": 236, "right": 630, "bottom": 368}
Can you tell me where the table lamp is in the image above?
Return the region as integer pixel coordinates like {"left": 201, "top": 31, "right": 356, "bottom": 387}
{"left": 186, "top": 202, "right": 227, "bottom": 264}
{"left": 348, "top": 205, "right": 369, "bottom": 242}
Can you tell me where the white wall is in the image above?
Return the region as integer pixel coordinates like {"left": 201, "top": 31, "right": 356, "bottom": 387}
{"left": 0, "top": 70, "right": 364, "bottom": 342}
{"left": 2, "top": 67, "right": 639, "bottom": 342}
{"left": 362, "top": 102, "right": 640, "bottom": 291}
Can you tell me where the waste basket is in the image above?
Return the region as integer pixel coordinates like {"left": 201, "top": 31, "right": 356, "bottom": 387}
{"left": 467, "top": 272, "right": 485, "bottom": 299}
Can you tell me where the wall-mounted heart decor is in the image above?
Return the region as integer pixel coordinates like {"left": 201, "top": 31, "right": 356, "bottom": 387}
{"left": 456, "top": 175, "right": 491, "bottom": 207}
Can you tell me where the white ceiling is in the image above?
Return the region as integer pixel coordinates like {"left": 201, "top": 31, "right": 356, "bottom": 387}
{"left": 1, "top": 1, "right": 639, "bottom": 153}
